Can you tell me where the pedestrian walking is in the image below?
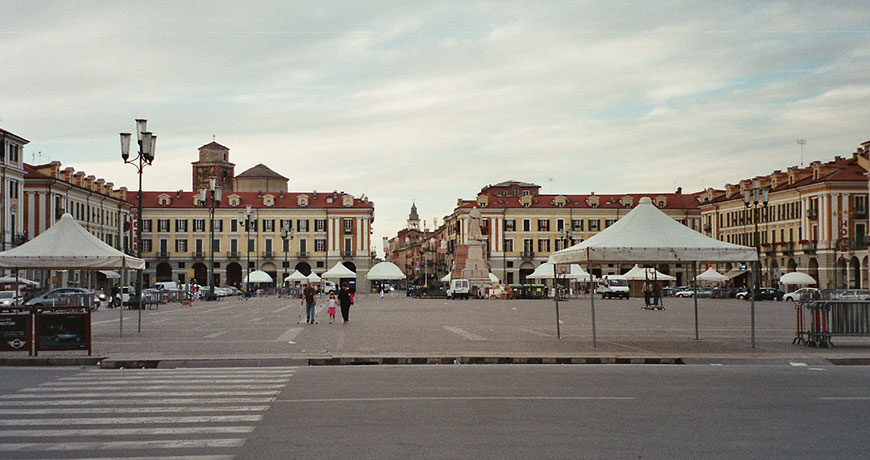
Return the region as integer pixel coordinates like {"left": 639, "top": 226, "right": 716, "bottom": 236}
{"left": 302, "top": 283, "right": 317, "bottom": 324}
{"left": 643, "top": 281, "right": 652, "bottom": 307}
{"left": 653, "top": 282, "right": 662, "bottom": 307}
{"left": 338, "top": 283, "right": 352, "bottom": 323}
{"left": 326, "top": 292, "right": 337, "bottom": 323}
{"left": 379, "top": 284, "right": 385, "bottom": 299}
{"left": 110, "top": 284, "right": 120, "bottom": 309}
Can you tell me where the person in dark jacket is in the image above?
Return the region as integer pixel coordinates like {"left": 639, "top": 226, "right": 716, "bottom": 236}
{"left": 338, "top": 283, "right": 352, "bottom": 323}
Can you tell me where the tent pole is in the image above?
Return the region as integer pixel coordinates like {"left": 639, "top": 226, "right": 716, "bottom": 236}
{"left": 554, "top": 263, "right": 560, "bottom": 339}
{"left": 588, "top": 251, "right": 596, "bottom": 347}
{"left": 693, "top": 262, "right": 699, "bottom": 340}
{"left": 750, "top": 263, "right": 756, "bottom": 348}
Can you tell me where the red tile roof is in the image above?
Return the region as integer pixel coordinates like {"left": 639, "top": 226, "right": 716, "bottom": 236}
{"left": 458, "top": 191, "right": 703, "bottom": 210}
{"left": 141, "top": 190, "right": 373, "bottom": 210}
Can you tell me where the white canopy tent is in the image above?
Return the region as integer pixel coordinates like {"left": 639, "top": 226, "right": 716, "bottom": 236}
{"left": 244, "top": 270, "right": 273, "bottom": 284}
{"left": 488, "top": 272, "right": 499, "bottom": 283}
{"left": 367, "top": 262, "right": 406, "bottom": 280}
{"left": 0, "top": 214, "right": 145, "bottom": 270}
{"left": 322, "top": 262, "right": 356, "bottom": 279}
{"left": 527, "top": 263, "right": 591, "bottom": 282}
{"left": 99, "top": 270, "right": 121, "bottom": 280}
{"left": 307, "top": 272, "right": 322, "bottom": 283}
{"left": 696, "top": 267, "right": 729, "bottom": 283}
{"left": 623, "top": 264, "right": 676, "bottom": 281}
{"left": 285, "top": 270, "right": 309, "bottom": 283}
{"left": 780, "top": 271, "right": 816, "bottom": 286}
{"left": 0, "top": 276, "right": 39, "bottom": 286}
{"left": 440, "top": 273, "right": 451, "bottom": 283}
{"left": 549, "top": 197, "right": 758, "bottom": 346}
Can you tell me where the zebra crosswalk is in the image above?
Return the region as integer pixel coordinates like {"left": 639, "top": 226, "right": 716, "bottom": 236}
{"left": 0, "top": 367, "right": 296, "bottom": 459}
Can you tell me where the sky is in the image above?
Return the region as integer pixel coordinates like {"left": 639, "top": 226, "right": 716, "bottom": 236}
{"left": 2, "top": 1, "right": 870, "bottom": 252}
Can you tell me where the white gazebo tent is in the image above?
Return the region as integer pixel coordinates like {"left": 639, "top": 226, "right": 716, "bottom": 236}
{"left": 322, "top": 262, "right": 356, "bottom": 280}
{"left": 307, "top": 272, "right": 322, "bottom": 283}
{"left": 284, "top": 270, "right": 309, "bottom": 283}
{"left": 550, "top": 197, "right": 758, "bottom": 346}
{"left": 696, "top": 267, "right": 729, "bottom": 283}
{"left": 623, "top": 264, "right": 676, "bottom": 281}
{"left": 366, "top": 262, "right": 406, "bottom": 280}
{"left": 440, "top": 273, "right": 452, "bottom": 283}
{"left": 244, "top": 270, "right": 273, "bottom": 284}
{"left": 0, "top": 213, "right": 146, "bottom": 336}
{"left": 779, "top": 271, "right": 816, "bottom": 287}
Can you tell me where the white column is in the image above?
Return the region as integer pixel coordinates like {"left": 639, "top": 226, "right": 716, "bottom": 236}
{"left": 356, "top": 217, "right": 363, "bottom": 255}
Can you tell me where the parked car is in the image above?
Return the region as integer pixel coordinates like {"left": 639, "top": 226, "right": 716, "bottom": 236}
{"left": 782, "top": 288, "right": 821, "bottom": 302}
{"left": 736, "top": 288, "right": 783, "bottom": 301}
{"left": 0, "top": 290, "right": 21, "bottom": 308}
{"left": 837, "top": 289, "right": 870, "bottom": 301}
{"left": 674, "top": 289, "right": 694, "bottom": 298}
{"left": 25, "top": 288, "right": 94, "bottom": 307}
{"left": 674, "top": 288, "right": 713, "bottom": 298}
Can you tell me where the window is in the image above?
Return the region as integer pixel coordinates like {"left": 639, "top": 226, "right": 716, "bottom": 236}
{"left": 856, "top": 196, "right": 868, "bottom": 215}
{"left": 193, "top": 219, "right": 206, "bottom": 232}
{"left": 175, "top": 219, "right": 187, "bottom": 232}
{"left": 504, "top": 219, "right": 516, "bottom": 232}
{"left": 537, "top": 219, "right": 549, "bottom": 232}
{"left": 265, "top": 238, "right": 272, "bottom": 253}
{"left": 230, "top": 219, "right": 238, "bottom": 232}
{"left": 141, "top": 219, "right": 153, "bottom": 233}
{"left": 523, "top": 238, "right": 533, "bottom": 253}
{"left": 556, "top": 219, "right": 564, "bottom": 231}
{"left": 213, "top": 239, "right": 221, "bottom": 252}
{"left": 315, "top": 219, "right": 326, "bottom": 232}
{"left": 9, "top": 180, "right": 18, "bottom": 199}
{"left": 315, "top": 239, "right": 326, "bottom": 252}
{"left": 297, "top": 219, "right": 309, "bottom": 232}
{"left": 230, "top": 239, "right": 238, "bottom": 254}
{"left": 344, "top": 218, "right": 354, "bottom": 233}
{"left": 605, "top": 219, "right": 616, "bottom": 228}
{"left": 344, "top": 237, "right": 352, "bottom": 253}
{"left": 281, "top": 219, "right": 293, "bottom": 231}
{"left": 299, "top": 239, "right": 307, "bottom": 254}
{"left": 523, "top": 219, "right": 531, "bottom": 232}
{"left": 248, "top": 238, "right": 255, "bottom": 252}
{"left": 589, "top": 219, "right": 601, "bottom": 231}
{"left": 195, "top": 239, "right": 203, "bottom": 253}
{"left": 157, "top": 219, "right": 170, "bottom": 232}
{"left": 141, "top": 239, "right": 152, "bottom": 252}
{"left": 537, "top": 238, "right": 550, "bottom": 253}
{"left": 263, "top": 219, "right": 275, "bottom": 232}
{"left": 175, "top": 239, "right": 187, "bottom": 252}
{"left": 504, "top": 238, "right": 514, "bottom": 252}
{"left": 572, "top": 219, "right": 583, "bottom": 231}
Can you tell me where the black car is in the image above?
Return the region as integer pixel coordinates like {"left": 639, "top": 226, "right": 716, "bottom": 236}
{"left": 736, "top": 288, "right": 783, "bottom": 301}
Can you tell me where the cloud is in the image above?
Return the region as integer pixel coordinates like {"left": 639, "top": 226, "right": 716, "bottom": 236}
{"left": 2, "top": 1, "right": 869, "bottom": 248}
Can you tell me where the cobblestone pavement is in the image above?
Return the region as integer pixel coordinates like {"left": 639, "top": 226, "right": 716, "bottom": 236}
{"left": 64, "top": 293, "right": 870, "bottom": 361}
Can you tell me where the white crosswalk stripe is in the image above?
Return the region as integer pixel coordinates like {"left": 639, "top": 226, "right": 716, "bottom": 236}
{"left": 0, "top": 367, "right": 296, "bottom": 459}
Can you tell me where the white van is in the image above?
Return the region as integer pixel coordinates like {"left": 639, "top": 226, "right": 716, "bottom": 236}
{"left": 153, "top": 281, "right": 179, "bottom": 291}
{"left": 447, "top": 279, "right": 470, "bottom": 300}
{"left": 595, "top": 275, "right": 630, "bottom": 299}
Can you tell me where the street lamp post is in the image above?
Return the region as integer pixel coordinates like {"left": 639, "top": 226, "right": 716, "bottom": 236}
{"left": 743, "top": 178, "right": 769, "bottom": 349}
{"left": 281, "top": 225, "right": 295, "bottom": 290}
{"left": 239, "top": 205, "right": 253, "bottom": 296}
{"left": 200, "top": 178, "right": 222, "bottom": 299}
{"left": 120, "top": 119, "right": 156, "bottom": 334}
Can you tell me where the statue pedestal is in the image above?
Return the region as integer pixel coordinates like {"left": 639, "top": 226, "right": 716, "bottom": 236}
{"left": 454, "top": 240, "right": 490, "bottom": 286}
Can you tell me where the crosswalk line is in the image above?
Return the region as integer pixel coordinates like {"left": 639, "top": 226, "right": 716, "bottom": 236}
{"left": 0, "top": 397, "right": 276, "bottom": 406}
{"left": 0, "top": 414, "right": 263, "bottom": 426}
{"left": 24, "top": 384, "right": 285, "bottom": 391}
{"left": 2, "top": 390, "right": 279, "bottom": 399}
{"left": 0, "top": 438, "right": 246, "bottom": 451}
{"left": 0, "top": 426, "right": 256, "bottom": 437}
{"left": 0, "top": 406, "right": 268, "bottom": 415}
{"left": 52, "top": 378, "right": 291, "bottom": 384}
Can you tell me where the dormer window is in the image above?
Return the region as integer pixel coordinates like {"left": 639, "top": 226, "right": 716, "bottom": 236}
{"left": 298, "top": 194, "right": 309, "bottom": 207}
{"left": 343, "top": 194, "right": 354, "bottom": 207}
{"left": 655, "top": 195, "right": 668, "bottom": 208}
{"left": 227, "top": 194, "right": 241, "bottom": 207}
{"left": 263, "top": 194, "right": 275, "bottom": 207}
{"left": 553, "top": 195, "right": 567, "bottom": 208}
{"left": 477, "top": 194, "right": 489, "bottom": 208}
{"left": 620, "top": 195, "right": 633, "bottom": 208}
{"left": 520, "top": 195, "right": 533, "bottom": 208}
{"left": 586, "top": 195, "right": 600, "bottom": 208}
{"left": 157, "top": 194, "right": 172, "bottom": 206}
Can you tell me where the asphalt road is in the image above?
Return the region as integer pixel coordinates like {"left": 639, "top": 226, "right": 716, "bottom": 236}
{"left": 2, "top": 363, "right": 868, "bottom": 459}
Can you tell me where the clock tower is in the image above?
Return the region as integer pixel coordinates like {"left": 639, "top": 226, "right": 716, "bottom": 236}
{"left": 192, "top": 141, "right": 235, "bottom": 192}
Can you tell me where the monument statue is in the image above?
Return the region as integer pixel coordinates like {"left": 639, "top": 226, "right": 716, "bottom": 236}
{"left": 468, "top": 207, "right": 483, "bottom": 240}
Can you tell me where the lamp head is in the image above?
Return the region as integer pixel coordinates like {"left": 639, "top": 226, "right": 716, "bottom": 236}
{"left": 135, "top": 119, "right": 147, "bottom": 140}
{"left": 119, "top": 133, "right": 131, "bottom": 161}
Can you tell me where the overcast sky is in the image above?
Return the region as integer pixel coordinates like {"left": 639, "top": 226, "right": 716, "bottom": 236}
{"left": 2, "top": 1, "right": 869, "bottom": 251}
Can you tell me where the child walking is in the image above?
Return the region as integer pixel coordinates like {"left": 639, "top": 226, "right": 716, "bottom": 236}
{"left": 326, "top": 292, "right": 338, "bottom": 324}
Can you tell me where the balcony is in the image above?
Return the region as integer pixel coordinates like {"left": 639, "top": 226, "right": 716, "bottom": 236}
{"left": 521, "top": 250, "right": 535, "bottom": 259}
{"left": 298, "top": 251, "right": 308, "bottom": 258}
{"left": 156, "top": 251, "right": 170, "bottom": 259}
{"left": 800, "top": 241, "right": 816, "bottom": 253}
{"left": 852, "top": 238, "right": 869, "bottom": 250}
{"left": 228, "top": 251, "right": 240, "bottom": 260}
{"left": 807, "top": 209, "right": 818, "bottom": 219}
{"left": 264, "top": 251, "right": 274, "bottom": 259}
{"left": 762, "top": 244, "right": 775, "bottom": 256}
{"left": 703, "top": 223, "right": 712, "bottom": 232}
{"left": 343, "top": 250, "right": 354, "bottom": 258}
{"left": 780, "top": 242, "right": 794, "bottom": 255}
{"left": 193, "top": 251, "right": 204, "bottom": 260}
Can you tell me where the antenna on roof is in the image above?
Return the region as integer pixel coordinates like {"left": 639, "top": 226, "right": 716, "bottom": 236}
{"left": 797, "top": 139, "right": 806, "bottom": 167}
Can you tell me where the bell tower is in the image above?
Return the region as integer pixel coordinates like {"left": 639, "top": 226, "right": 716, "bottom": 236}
{"left": 192, "top": 141, "right": 235, "bottom": 192}
{"left": 407, "top": 201, "right": 420, "bottom": 230}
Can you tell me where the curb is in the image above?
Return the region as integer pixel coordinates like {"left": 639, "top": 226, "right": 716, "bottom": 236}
{"left": 306, "top": 356, "right": 685, "bottom": 366}
{"left": 0, "top": 357, "right": 104, "bottom": 367}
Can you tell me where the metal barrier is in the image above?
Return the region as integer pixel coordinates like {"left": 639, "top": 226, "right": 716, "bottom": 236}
{"left": 795, "top": 300, "right": 870, "bottom": 347}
